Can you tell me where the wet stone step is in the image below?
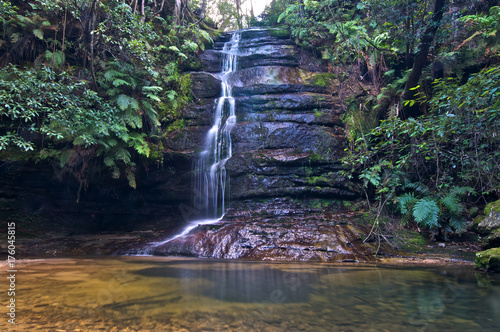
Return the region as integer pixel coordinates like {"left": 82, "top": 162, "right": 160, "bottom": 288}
{"left": 213, "top": 37, "right": 294, "bottom": 50}
{"left": 235, "top": 93, "right": 341, "bottom": 112}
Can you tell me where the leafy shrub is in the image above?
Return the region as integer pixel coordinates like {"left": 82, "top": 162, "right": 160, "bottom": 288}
{"left": 343, "top": 64, "right": 500, "bottom": 234}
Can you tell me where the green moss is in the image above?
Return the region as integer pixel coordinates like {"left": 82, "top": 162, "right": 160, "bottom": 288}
{"left": 394, "top": 229, "right": 428, "bottom": 250}
{"left": 269, "top": 27, "right": 291, "bottom": 39}
{"left": 306, "top": 176, "right": 328, "bottom": 185}
{"left": 475, "top": 247, "right": 500, "bottom": 272}
{"left": 309, "top": 73, "right": 337, "bottom": 88}
{"left": 474, "top": 215, "right": 486, "bottom": 225}
{"left": 179, "top": 73, "right": 193, "bottom": 101}
{"left": 308, "top": 152, "right": 323, "bottom": 161}
{"left": 484, "top": 199, "right": 500, "bottom": 215}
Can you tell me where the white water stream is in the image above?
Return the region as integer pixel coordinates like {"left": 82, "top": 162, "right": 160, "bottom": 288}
{"left": 151, "top": 32, "right": 241, "bottom": 246}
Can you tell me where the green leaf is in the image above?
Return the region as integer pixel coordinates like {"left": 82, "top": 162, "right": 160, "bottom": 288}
{"left": 413, "top": 199, "right": 440, "bottom": 228}
{"left": 59, "top": 149, "right": 73, "bottom": 167}
{"left": 142, "top": 86, "right": 163, "bottom": 93}
{"left": 116, "top": 94, "right": 138, "bottom": 111}
{"left": 33, "top": 29, "right": 44, "bottom": 40}
{"left": 112, "top": 79, "right": 131, "bottom": 87}
{"left": 440, "top": 194, "right": 462, "bottom": 215}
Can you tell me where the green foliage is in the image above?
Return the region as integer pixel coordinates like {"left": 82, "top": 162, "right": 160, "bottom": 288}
{"left": 461, "top": 6, "right": 500, "bottom": 55}
{"left": 396, "top": 182, "right": 474, "bottom": 233}
{"left": 343, "top": 64, "right": 500, "bottom": 235}
{"left": 0, "top": 64, "right": 147, "bottom": 187}
{"left": 0, "top": 0, "right": 218, "bottom": 188}
{"left": 413, "top": 198, "right": 439, "bottom": 228}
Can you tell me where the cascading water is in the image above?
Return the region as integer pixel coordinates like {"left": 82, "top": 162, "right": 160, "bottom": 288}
{"left": 149, "top": 32, "right": 241, "bottom": 246}
{"left": 194, "top": 32, "right": 240, "bottom": 219}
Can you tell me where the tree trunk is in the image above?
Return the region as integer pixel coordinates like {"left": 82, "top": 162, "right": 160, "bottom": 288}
{"left": 250, "top": 0, "right": 255, "bottom": 19}
{"left": 88, "top": 0, "right": 98, "bottom": 88}
{"left": 401, "top": 0, "right": 446, "bottom": 119}
{"left": 236, "top": 0, "right": 243, "bottom": 29}
{"left": 201, "top": 0, "right": 206, "bottom": 18}
{"left": 140, "top": 0, "right": 145, "bottom": 22}
{"left": 174, "top": 0, "right": 182, "bottom": 24}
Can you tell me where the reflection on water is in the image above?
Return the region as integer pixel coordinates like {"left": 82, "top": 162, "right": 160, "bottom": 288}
{"left": 2, "top": 257, "right": 500, "bottom": 331}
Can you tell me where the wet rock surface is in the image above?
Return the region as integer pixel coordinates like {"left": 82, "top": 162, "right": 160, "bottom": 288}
{"left": 152, "top": 218, "right": 387, "bottom": 262}
{"left": 189, "top": 71, "right": 221, "bottom": 98}
{"left": 155, "top": 27, "right": 363, "bottom": 260}
{"left": 149, "top": 198, "right": 389, "bottom": 261}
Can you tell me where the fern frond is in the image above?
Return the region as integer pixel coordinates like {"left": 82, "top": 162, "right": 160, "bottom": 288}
{"left": 112, "top": 79, "right": 131, "bottom": 87}
{"left": 397, "top": 192, "right": 417, "bottom": 215}
{"left": 413, "top": 198, "right": 440, "bottom": 228}
{"left": 117, "top": 94, "right": 133, "bottom": 111}
{"left": 142, "top": 86, "right": 163, "bottom": 93}
{"left": 403, "top": 182, "right": 430, "bottom": 195}
{"left": 103, "top": 156, "right": 115, "bottom": 167}
{"left": 117, "top": 94, "right": 139, "bottom": 111}
{"left": 449, "top": 215, "right": 467, "bottom": 234}
{"left": 124, "top": 113, "right": 142, "bottom": 129}
{"left": 440, "top": 194, "right": 463, "bottom": 215}
{"left": 111, "top": 166, "right": 120, "bottom": 179}
{"left": 104, "top": 70, "right": 126, "bottom": 82}
{"left": 450, "top": 186, "right": 476, "bottom": 197}
{"left": 114, "top": 147, "right": 131, "bottom": 163}
{"left": 126, "top": 167, "right": 136, "bottom": 189}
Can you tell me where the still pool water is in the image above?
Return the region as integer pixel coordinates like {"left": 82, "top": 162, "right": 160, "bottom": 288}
{"left": 2, "top": 257, "right": 499, "bottom": 331}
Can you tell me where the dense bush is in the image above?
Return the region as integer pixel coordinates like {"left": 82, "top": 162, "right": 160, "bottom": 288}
{"left": 343, "top": 64, "right": 500, "bottom": 234}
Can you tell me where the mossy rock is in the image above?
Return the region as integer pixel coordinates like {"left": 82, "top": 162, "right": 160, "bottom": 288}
{"left": 394, "top": 229, "right": 428, "bottom": 250}
{"left": 473, "top": 215, "right": 485, "bottom": 225}
{"left": 477, "top": 203, "right": 500, "bottom": 234}
{"left": 482, "top": 228, "right": 500, "bottom": 249}
{"left": 484, "top": 199, "right": 500, "bottom": 215}
{"left": 309, "top": 73, "right": 338, "bottom": 88}
{"left": 475, "top": 247, "right": 500, "bottom": 272}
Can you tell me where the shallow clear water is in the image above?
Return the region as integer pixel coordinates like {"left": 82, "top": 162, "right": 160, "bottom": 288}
{"left": 3, "top": 257, "right": 499, "bottom": 331}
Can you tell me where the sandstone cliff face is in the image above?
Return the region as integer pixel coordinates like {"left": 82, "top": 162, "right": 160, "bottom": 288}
{"left": 151, "top": 28, "right": 390, "bottom": 261}
{"left": 169, "top": 28, "right": 358, "bottom": 210}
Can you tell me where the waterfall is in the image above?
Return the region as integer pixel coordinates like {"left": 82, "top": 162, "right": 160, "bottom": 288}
{"left": 194, "top": 32, "right": 240, "bottom": 219}
{"left": 151, "top": 32, "right": 241, "bottom": 246}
